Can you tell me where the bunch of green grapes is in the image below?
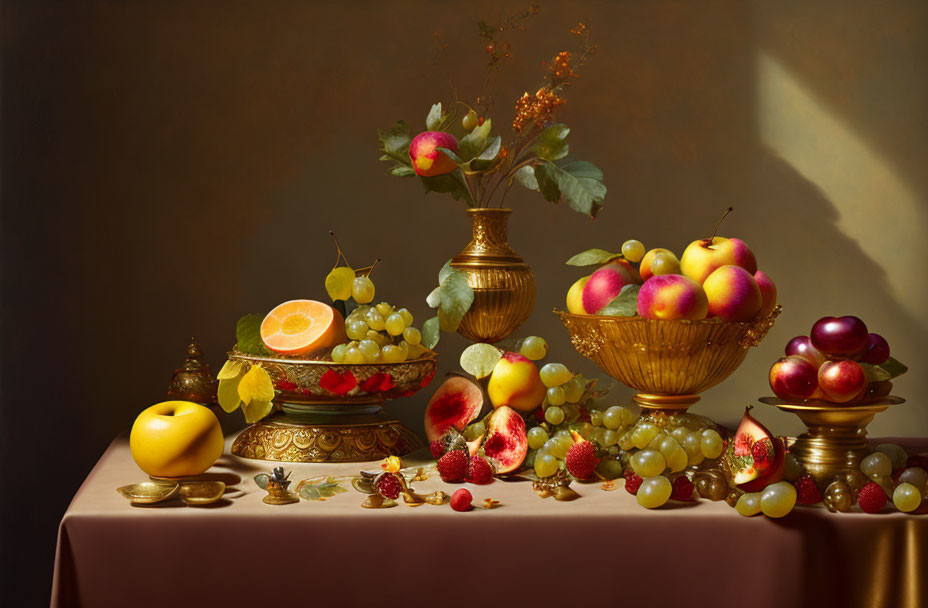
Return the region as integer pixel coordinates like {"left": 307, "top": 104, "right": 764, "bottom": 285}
{"left": 620, "top": 423, "right": 724, "bottom": 476}
{"left": 332, "top": 295, "right": 424, "bottom": 364}
{"left": 526, "top": 403, "right": 639, "bottom": 480}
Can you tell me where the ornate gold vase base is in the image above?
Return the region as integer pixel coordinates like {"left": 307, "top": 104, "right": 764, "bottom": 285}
{"left": 759, "top": 397, "right": 905, "bottom": 487}
{"left": 633, "top": 393, "right": 700, "bottom": 413}
{"left": 232, "top": 412, "right": 423, "bottom": 463}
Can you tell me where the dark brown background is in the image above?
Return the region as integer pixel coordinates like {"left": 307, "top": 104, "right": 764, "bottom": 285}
{"left": 3, "top": 1, "right": 927, "bottom": 604}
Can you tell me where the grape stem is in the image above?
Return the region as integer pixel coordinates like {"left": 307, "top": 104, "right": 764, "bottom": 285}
{"left": 329, "top": 231, "right": 350, "bottom": 268}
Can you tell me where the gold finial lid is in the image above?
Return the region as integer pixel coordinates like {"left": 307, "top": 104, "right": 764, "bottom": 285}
{"left": 167, "top": 337, "right": 219, "bottom": 405}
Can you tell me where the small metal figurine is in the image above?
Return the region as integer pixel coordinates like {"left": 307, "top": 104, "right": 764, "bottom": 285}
{"left": 167, "top": 338, "right": 219, "bottom": 406}
{"left": 257, "top": 467, "right": 299, "bottom": 505}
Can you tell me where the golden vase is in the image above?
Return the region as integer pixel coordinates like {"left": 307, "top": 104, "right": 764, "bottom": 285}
{"left": 451, "top": 208, "right": 535, "bottom": 343}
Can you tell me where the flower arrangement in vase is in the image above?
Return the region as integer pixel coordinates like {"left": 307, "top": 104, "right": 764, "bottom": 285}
{"left": 378, "top": 11, "right": 606, "bottom": 346}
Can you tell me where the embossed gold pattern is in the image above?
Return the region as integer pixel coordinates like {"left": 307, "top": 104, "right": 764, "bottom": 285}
{"left": 558, "top": 306, "right": 780, "bottom": 412}
{"left": 760, "top": 396, "right": 905, "bottom": 487}
{"left": 232, "top": 415, "right": 422, "bottom": 463}
{"left": 452, "top": 208, "right": 535, "bottom": 343}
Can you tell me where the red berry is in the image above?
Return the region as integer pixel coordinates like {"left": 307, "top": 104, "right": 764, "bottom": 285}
{"left": 857, "top": 482, "right": 887, "bottom": 514}
{"left": 430, "top": 440, "right": 445, "bottom": 459}
{"left": 375, "top": 473, "right": 402, "bottom": 500}
{"left": 795, "top": 475, "right": 822, "bottom": 505}
{"left": 437, "top": 450, "right": 469, "bottom": 483}
{"left": 671, "top": 475, "right": 695, "bottom": 501}
{"left": 467, "top": 456, "right": 494, "bottom": 485}
{"left": 624, "top": 471, "right": 643, "bottom": 495}
{"left": 450, "top": 488, "right": 473, "bottom": 512}
{"left": 566, "top": 440, "right": 599, "bottom": 479}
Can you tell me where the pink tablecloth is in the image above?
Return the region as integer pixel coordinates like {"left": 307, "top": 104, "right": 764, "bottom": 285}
{"left": 52, "top": 436, "right": 927, "bottom": 608}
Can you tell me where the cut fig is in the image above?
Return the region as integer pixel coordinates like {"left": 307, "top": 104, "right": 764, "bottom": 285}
{"left": 482, "top": 405, "right": 528, "bottom": 474}
{"left": 424, "top": 375, "right": 484, "bottom": 443}
{"left": 724, "top": 406, "right": 785, "bottom": 491}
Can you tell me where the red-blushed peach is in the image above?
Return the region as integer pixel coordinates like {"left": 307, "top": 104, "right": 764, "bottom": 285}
{"left": 566, "top": 275, "right": 591, "bottom": 314}
{"left": 703, "top": 265, "right": 762, "bottom": 322}
{"left": 581, "top": 263, "right": 637, "bottom": 314}
{"left": 639, "top": 248, "right": 681, "bottom": 281}
{"left": 680, "top": 237, "right": 757, "bottom": 284}
{"left": 409, "top": 131, "right": 458, "bottom": 177}
{"left": 636, "top": 274, "right": 709, "bottom": 320}
{"left": 487, "top": 352, "right": 546, "bottom": 413}
{"left": 754, "top": 270, "right": 777, "bottom": 318}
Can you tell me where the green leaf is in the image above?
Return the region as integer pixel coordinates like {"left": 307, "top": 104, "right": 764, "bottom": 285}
{"left": 377, "top": 120, "right": 412, "bottom": 163}
{"left": 298, "top": 476, "right": 348, "bottom": 501}
{"left": 426, "top": 102, "right": 442, "bottom": 130}
{"left": 422, "top": 316, "right": 441, "bottom": 349}
{"left": 532, "top": 124, "right": 570, "bottom": 161}
{"left": 533, "top": 164, "right": 561, "bottom": 202}
{"left": 253, "top": 473, "right": 269, "bottom": 490}
{"left": 458, "top": 118, "right": 492, "bottom": 161}
{"left": 860, "top": 362, "right": 892, "bottom": 383}
{"left": 426, "top": 286, "right": 441, "bottom": 309}
{"left": 470, "top": 136, "right": 503, "bottom": 171}
{"left": 879, "top": 357, "right": 908, "bottom": 379}
{"left": 437, "top": 146, "right": 465, "bottom": 164}
{"left": 545, "top": 161, "right": 607, "bottom": 218}
{"left": 420, "top": 172, "right": 473, "bottom": 204}
{"left": 438, "top": 259, "right": 454, "bottom": 284}
{"left": 390, "top": 166, "right": 415, "bottom": 177}
{"left": 566, "top": 248, "right": 621, "bottom": 267}
{"left": 236, "top": 314, "right": 271, "bottom": 356}
{"left": 438, "top": 268, "right": 474, "bottom": 332}
{"left": 515, "top": 165, "right": 539, "bottom": 191}
{"left": 597, "top": 284, "right": 640, "bottom": 317}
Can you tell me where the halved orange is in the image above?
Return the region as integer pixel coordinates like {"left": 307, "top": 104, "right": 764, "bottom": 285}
{"left": 260, "top": 299, "right": 346, "bottom": 356}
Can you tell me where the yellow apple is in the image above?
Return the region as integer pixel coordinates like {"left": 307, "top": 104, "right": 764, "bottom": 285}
{"left": 487, "top": 352, "right": 546, "bottom": 413}
{"left": 130, "top": 401, "right": 224, "bottom": 477}
{"left": 679, "top": 237, "right": 757, "bottom": 284}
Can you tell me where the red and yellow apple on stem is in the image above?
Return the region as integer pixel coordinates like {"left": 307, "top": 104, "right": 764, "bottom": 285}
{"left": 409, "top": 131, "right": 458, "bottom": 177}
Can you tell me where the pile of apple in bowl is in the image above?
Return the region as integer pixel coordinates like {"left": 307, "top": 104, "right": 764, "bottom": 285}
{"left": 558, "top": 210, "right": 779, "bottom": 402}
{"left": 768, "top": 315, "right": 907, "bottom": 405}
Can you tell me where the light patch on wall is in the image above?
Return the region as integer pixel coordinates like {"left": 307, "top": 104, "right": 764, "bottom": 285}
{"left": 757, "top": 51, "right": 927, "bottom": 324}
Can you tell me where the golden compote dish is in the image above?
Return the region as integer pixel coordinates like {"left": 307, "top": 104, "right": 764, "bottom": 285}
{"left": 231, "top": 351, "right": 437, "bottom": 463}
{"left": 759, "top": 395, "right": 905, "bottom": 487}
{"left": 557, "top": 306, "right": 780, "bottom": 414}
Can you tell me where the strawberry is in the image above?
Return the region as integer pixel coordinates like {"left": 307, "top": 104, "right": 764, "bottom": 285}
{"left": 795, "top": 475, "right": 822, "bottom": 505}
{"left": 467, "top": 456, "right": 494, "bottom": 485}
{"left": 429, "top": 440, "right": 445, "bottom": 459}
{"left": 565, "top": 440, "right": 599, "bottom": 479}
{"left": 857, "top": 481, "right": 887, "bottom": 514}
{"left": 437, "top": 450, "right": 468, "bottom": 483}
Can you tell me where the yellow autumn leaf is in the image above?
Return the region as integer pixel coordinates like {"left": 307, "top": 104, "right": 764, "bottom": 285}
{"left": 325, "top": 266, "right": 355, "bottom": 301}
{"left": 217, "top": 376, "right": 243, "bottom": 413}
{"left": 381, "top": 456, "right": 402, "bottom": 473}
{"left": 217, "top": 359, "right": 245, "bottom": 380}
{"left": 238, "top": 365, "right": 274, "bottom": 405}
{"left": 242, "top": 398, "right": 273, "bottom": 423}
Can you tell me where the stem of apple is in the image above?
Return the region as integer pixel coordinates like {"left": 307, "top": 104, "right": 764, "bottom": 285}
{"left": 704, "top": 207, "right": 734, "bottom": 245}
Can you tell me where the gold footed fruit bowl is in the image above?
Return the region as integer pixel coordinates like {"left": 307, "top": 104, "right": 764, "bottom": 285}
{"left": 759, "top": 395, "right": 905, "bottom": 487}
{"left": 231, "top": 351, "right": 437, "bottom": 463}
{"left": 557, "top": 306, "right": 780, "bottom": 416}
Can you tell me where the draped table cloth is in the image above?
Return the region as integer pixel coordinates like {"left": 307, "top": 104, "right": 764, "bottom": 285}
{"left": 52, "top": 436, "right": 927, "bottom": 608}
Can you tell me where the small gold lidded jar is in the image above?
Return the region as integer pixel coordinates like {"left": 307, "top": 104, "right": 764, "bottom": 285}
{"left": 451, "top": 208, "right": 535, "bottom": 343}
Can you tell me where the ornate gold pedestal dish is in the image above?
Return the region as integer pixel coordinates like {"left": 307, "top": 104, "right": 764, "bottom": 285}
{"left": 451, "top": 208, "right": 535, "bottom": 343}
{"left": 230, "top": 352, "right": 436, "bottom": 463}
{"left": 557, "top": 306, "right": 780, "bottom": 415}
{"left": 759, "top": 396, "right": 905, "bottom": 487}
